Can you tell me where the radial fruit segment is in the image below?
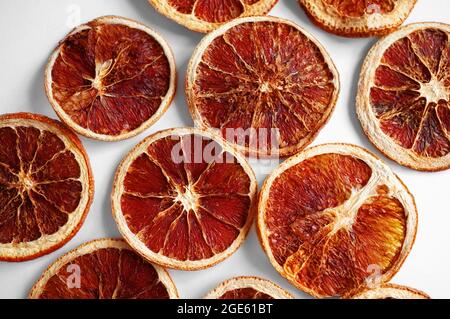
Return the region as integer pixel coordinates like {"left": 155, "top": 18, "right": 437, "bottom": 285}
{"left": 29, "top": 238, "right": 178, "bottom": 299}
{"left": 111, "top": 128, "right": 257, "bottom": 270}
{"left": 187, "top": 16, "right": 339, "bottom": 158}
{"left": 357, "top": 23, "right": 450, "bottom": 171}
{"left": 204, "top": 276, "right": 293, "bottom": 299}
{"left": 45, "top": 16, "right": 176, "bottom": 141}
{"left": 148, "top": 0, "right": 278, "bottom": 33}
{"left": 0, "top": 113, "right": 93, "bottom": 262}
{"left": 257, "top": 144, "right": 417, "bottom": 298}
{"left": 350, "top": 283, "right": 430, "bottom": 299}
{"left": 298, "top": 0, "right": 417, "bottom": 37}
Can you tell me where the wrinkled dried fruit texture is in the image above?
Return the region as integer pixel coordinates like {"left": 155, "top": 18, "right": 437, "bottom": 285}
{"left": 168, "top": 0, "right": 263, "bottom": 23}
{"left": 323, "top": 0, "right": 397, "bottom": 17}
{"left": 0, "top": 126, "right": 82, "bottom": 244}
{"left": 38, "top": 247, "right": 170, "bottom": 299}
{"left": 219, "top": 288, "right": 273, "bottom": 299}
{"left": 371, "top": 28, "right": 450, "bottom": 158}
{"left": 264, "top": 154, "right": 407, "bottom": 297}
{"left": 193, "top": 21, "right": 336, "bottom": 153}
{"left": 121, "top": 134, "right": 252, "bottom": 261}
{"left": 51, "top": 21, "right": 170, "bottom": 136}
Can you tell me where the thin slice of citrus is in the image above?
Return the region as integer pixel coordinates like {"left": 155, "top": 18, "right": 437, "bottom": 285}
{"left": 0, "top": 113, "right": 93, "bottom": 262}
{"left": 357, "top": 23, "right": 450, "bottom": 171}
{"left": 45, "top": 16, "right": 176, "bottom": 141}
{"left": 257, "top": 143, "right": 417, "bottom": 298}
{"left": 350, "top": 283, "right": 430, "bottom": 299}
{"left": 186, "top": 16, "right": 339, "bottom": 158}
{"left": 148, "top": 0, "right": 278, "bottom": 33}
{"left": 29, "top": 238, "right": 178, "bottom": 299}
{"left": 204, "top": 276, "right": 293, "bottom": 299}
{"left": 298, "top": 0, "right": 417, "bottom": 37}
{"left": 111, "top": 128, "right": 257, "bottom": 270}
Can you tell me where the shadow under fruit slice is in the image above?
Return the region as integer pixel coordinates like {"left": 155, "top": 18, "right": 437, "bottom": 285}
{"left": 29, "top": 238, "right": 178, "bottom": 299}
{"left": 350, "top": 283, "right": 430, "bottom": 299}
{"left": 186, "top": 16, "right": 339, "bottom": 158}
{"left": 204, "top": 276, "right": 293, "bottom": 299}
{"left": 45, "top": 16, "right": 176, "bottom": 141}
{"left": 148, "top": 0, "right": 278, "bottom": 33}
{"left": 111, "top": 128, "right": 257, "bottom": 270}
{"left": 257, "top": 144, "right": 417, "bottom": 298}
{"left": 0, "top": 113, "right": 93, "bottom": 262}
{"left": 357, "top": 23, "right": 450, "bottom": 171}
{"left": 298, "top": 0, "right": 417, "bottom": 37}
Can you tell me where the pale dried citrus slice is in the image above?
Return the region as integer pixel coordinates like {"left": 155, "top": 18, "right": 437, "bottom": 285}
{"left": 186, "top": 16, "right": 339, "bottom": 158}
{"left": 257, "top": 143, "right": 417, "bottom": 298}
{"left": 357, "top": 23, "right": 450, "bottom": 171}
{"left": 204, "top": 276, "right": 293, "bottom": 299}
{"left": 298, "top": 0, "right": 417, "bottom": 37}
{"left": 0, "top": 113, "right": 93, "bottom": 262}
{"left": 350, "top": 283, "right": 430, "bottom": 299}
{"left": 148, "top": 0, "right": 278, "bottom": 33}
{"left": 111, "top": 128, "right": 257, "bottom": 270}
{"left": 45, "top": 16, "right": 176, "bottom": 141}
{"left": 29, "top": 238, "right": 178, "bottom": 299}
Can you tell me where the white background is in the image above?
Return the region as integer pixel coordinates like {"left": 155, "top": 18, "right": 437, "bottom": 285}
{"left": 0, "top": 0, "right": 449, "bottom": 299}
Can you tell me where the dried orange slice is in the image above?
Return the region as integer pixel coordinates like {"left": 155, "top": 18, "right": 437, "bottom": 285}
{"left": 45, "top": 16, "right": 176, "bottom": 141}
{"left": 186, "top": 16, "right": 339, "bottom": 157}
{"left": 357, "top": 23, "right": 450, "bottom": 171}
{"left": 29, "top": 238, "right": 178, "bottom": 299}
{"left": 298, "top": 0, "right": 417, "bottom": 37}
{"left": 257, "top": 144, "right": 417, "bottom": 298}
{"left": 350, "top": 283, "right": 429, "bottom": 299}
{"left": 204, "top": 276, "right": 293, "bottom": 299}
{"left": 0, "top": 113, "right": 93, "bottom": 262}
{"left": 111, "top": 128, "right": 257, "bottom": 270}
{"left": 148, "top": 0, "right": 278, "bottom": 33}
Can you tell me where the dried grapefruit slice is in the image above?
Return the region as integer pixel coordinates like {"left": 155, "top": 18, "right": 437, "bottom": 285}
{"left": 298, "top": 0, "right": 417, "bottom": 37}
{"left": 111, "top": 128, "right": 257, "bottom": 270}
{"left": 0, "top": 113, "right": 93, "bottom": 262}
{"left": 204, "top": 276, "right": 293, "bottom": 299}
{"left": 357, "top": 23, "right": 450, "bottom": 171}
{"left": 186, "top": 16, "right": 339, "bottom": 157}
{"left": 45, "top": 16, "right": 176, "bottom": 141}
{"left": 148, "top": 0, "right": 278, "bottom": 33}
{"left": 29, "top": 238, "right": 178, "bottom": 299}
{"left": 257, "top": 144, "right": 417, "bottom": 298}
{"left": 350, "top": 283, "right": 429, "bottom": 299}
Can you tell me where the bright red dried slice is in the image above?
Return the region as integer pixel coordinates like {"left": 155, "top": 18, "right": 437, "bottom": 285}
{"left": 148, "top": 0, "right": 278, "bottom": 33}
{"left": 257, "top": 144, "right": 417, "bottom": 298}
{"left": 187, "top": 16, "right": 339, "bottom": 158}
{"left": 45, "top": 16, "right": 176, "bottom": 141}
{"left": 357, "top": 23, "right": 450, "bottom": 171}
{"left": 29, "top": 238, "right": 178, "bottom": 299}
{"left": 111, "top": 128, "right": 257, "bottom": 270}
{"left": 0, "top": 113, "right": 93, "bottom": 262}
{"left": 298, "top": 0, "right": 417, "bottom": 37}
{"left": 350, "top": 283, "right": 430, "bottom": 299}
{"left": 204, "top": 276, "right": 293, "bottom": 299}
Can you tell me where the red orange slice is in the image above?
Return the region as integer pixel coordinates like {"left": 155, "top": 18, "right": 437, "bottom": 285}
{"left": 350, "top": 283, "right": 430, "bottom": 299}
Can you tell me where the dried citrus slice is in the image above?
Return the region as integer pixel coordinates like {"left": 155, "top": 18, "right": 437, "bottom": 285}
{"left": 350, "top": 283, "right": 430, "bottom": 299}
{"left": 204, "top": 276, "right": 293, "bottom": 299}
{"left": 298, "top": 0, "right": 417, "bottom": 37}
{"left": 257, "top": 143, "right": 417, "bottom": 298}
{"left": 357, "top": 23, "right": 450, "bottom": 171}
{"left": 111, "top": 128, "right": 257, "bottom": 270}
{"left": 148, "top": 0, "right": 278, "bottom": 33}
{"left": 0, "top": 113, "right": 93, "bottom": 262}
{"left": 186, "top": 16, "right": 339, "bottom": 157}
{"left": 29, "top": 238, "right": 178, "bottom": 299}
{"left": 45, "top": 16, "right": 176, "bottom": 141}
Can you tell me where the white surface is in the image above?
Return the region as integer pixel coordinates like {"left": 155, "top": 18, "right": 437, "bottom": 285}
{"left": 0, "top": 0, "right": 448, "bottom": 299}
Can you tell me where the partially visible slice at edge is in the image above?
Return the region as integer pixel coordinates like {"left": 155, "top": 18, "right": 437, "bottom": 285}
{"left": 349, "top": 283, "right": 430, "bottom": 299}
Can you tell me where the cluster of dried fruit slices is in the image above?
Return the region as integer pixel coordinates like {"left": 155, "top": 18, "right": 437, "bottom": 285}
{"left": 1, "top": 0, "right": 446, "bottom": 300}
